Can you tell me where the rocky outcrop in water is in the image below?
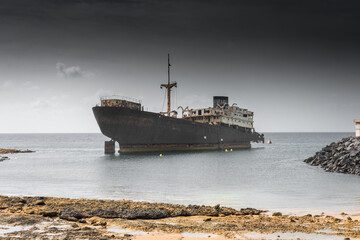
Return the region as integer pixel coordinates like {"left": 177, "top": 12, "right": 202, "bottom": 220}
{"left": 304, "top": 137, "right": 360, "bottom": 175}
{"left": 0, "top": 156, "right": 9, "bottom": 161}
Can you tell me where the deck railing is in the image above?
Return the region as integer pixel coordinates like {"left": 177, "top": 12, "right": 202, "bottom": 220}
{"left": 100, "top": 95, "right": 142, "bottom": 104}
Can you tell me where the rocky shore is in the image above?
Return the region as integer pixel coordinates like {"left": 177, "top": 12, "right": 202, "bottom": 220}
{"left": 0, "top": 196, "right": 262, "bottom": 221}
{"left": 0, "top": 195, "right": 359, "bottom": 239}
{"left": 304, "top": 136, "right": 360, "bottom": 175}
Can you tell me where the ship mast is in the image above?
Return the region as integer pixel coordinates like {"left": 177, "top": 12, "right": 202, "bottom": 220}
{"left": 161, "top": 54, "right": 177, "bottom": 116}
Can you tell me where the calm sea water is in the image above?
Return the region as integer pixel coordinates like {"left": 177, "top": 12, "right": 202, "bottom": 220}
{"left": 0, "top": 133, "right": 359, "bottom": 214}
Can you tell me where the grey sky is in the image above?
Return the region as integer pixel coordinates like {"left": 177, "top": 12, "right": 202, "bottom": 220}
{"left": 0, "top": 0, "right": 359, "bottom": 133}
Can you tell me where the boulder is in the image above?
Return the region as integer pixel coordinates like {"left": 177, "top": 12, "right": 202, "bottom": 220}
{"left": 350, "top": 151, "right": 360, "bottom": 157}
{"left": 60, "top": 209, "right": 90, "bottom": 220}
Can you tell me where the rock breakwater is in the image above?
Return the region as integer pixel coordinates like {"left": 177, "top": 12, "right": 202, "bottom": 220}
{"left": 304, "top": 136, "right": 360, "bottom": 175}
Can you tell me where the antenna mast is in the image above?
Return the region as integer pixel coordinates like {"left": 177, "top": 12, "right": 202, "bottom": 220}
{"left": 161, "top": 53, "right": 177, "bottom": 116}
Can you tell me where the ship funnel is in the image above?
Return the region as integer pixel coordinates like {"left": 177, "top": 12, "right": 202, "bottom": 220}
{"left": 213, "top": 96, "right": 228, "bottom": 108}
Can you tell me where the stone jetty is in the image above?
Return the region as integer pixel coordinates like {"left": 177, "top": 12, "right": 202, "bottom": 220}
{"left": 304, "top": 136, "right": 360, "bottom": 175}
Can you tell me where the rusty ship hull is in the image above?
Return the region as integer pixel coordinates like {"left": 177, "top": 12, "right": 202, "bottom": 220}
{"left": 93, "top": 106, "right": 264, "bottom": 153}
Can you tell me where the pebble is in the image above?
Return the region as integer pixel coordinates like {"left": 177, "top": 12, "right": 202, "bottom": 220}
{"left": 35, "top": 200, "right": 45, "bottom": 206}
{"left": 272, "top": 212, "right": 282, "bottom": 216}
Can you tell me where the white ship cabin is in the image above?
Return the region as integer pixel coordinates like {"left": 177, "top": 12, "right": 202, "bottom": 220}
{"left": 100, "top": 96, "right": 142, "bottom": 111}
{"left": 182, "top": 96, "right": 254, "bottom": 129}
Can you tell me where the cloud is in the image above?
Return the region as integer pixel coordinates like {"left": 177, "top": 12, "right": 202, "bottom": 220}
{"left": 31, "top": 96, "right": 59, "bottom": 109}
{"left": 56, "top": 63, "right": 93, "bottom": 79}
{"left": 0, "top": 81, "right": 40, "bottom": 92}
{"left": 0, "top": 81, "right": 15, "bottom": 91}
{"left": 23, "top": 81, "right": 40, "bottom": 90}
{"left": 30, "top": 95, "right": 69, "bottom": 111}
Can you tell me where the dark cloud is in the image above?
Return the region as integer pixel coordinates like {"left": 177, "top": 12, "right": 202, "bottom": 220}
{"left": 0, "top": 0, "right": 359, "bottom": 132}
{"left": 0, "top": 0, "right": 358, "bottom": 62}
{"left": 1, "top": 0, "right": 360, "bottom": 44}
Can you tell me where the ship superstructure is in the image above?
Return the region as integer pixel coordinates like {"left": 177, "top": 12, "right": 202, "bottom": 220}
{"left": 182, "top": 96, "right": 254, "bottom": 130}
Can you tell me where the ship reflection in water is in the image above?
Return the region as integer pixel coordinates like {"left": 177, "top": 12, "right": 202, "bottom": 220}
{"left": 0, "top": 132, "right": 359, "bottom": 215}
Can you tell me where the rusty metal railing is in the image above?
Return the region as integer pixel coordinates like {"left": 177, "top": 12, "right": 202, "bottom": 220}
{"left": 100, "top": 95, "right": 142, "bottom": 104}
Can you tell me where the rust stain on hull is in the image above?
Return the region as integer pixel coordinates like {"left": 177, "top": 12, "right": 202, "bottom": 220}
{"left": 119, "top": 142, "right": 251, "bottom": 153}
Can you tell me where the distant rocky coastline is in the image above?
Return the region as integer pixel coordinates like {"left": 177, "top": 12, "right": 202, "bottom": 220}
{"left": 304, "top": 136, "right": 360, "bottom": 175}
{"left": 0, "top": 148, "right": 35, "bottom": 161}
{"left": 0, "top": 148, "right": 34, "bottom": 154}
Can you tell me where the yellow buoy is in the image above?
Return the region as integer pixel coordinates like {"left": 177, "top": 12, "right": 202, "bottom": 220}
{"left": 230, "top": 149, "right": 233, "bottom": 151}
{"left": 160, "top": 154, "right": 163, "bottom": 157}
{"left": 225, "top": 149, "right": 228, "bottom": 152}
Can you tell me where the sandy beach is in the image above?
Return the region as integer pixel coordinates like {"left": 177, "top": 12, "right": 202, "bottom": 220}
{"left": 1, "top": 195, "right": 359, "bottom": 239}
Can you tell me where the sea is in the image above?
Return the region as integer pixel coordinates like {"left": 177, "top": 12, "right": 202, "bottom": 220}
{"left": 0, "top": 132, "right": 359, "bottom": 215}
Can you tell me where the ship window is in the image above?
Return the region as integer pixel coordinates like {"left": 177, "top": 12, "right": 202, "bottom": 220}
{"left": 198, "top": 110, "right": 202, "bottom": 115}
{"left": 204, "top": 110, "right": 210, "bottom": 114}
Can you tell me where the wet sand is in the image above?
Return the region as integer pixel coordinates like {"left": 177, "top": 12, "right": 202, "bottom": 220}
{"left": 0, "top": 195, "right": 359, "bottom": 239}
